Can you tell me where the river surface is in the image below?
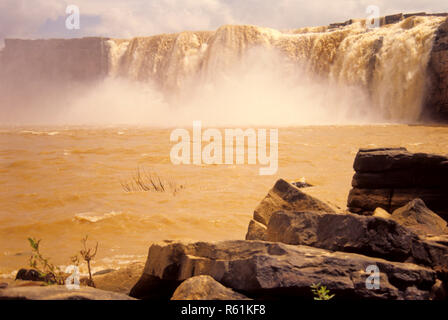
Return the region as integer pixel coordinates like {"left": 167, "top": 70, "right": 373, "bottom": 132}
{"left": 1, "top": 124, "right": 447, "bottom": 276}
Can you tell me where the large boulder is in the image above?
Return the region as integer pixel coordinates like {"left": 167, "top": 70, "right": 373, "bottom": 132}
{"left": 391, "top": 199, "right": 448, "bottom": 236}
{"left": 171, "top": 275, "right": 251, "bottom": 300}
{"left": 347, "top": 148, "right": 448, "bottom": 220}
{"left": 264, "top": 211, "right": 448, "bottom": 269}
{"left": 246, "top": 179, "right": 336, "bottom": 240}
{"left": 130, "top": 240, "right": 438, "bottom": 300}
{"left": 0, "top": 285, "right": 136, "bottom": 300}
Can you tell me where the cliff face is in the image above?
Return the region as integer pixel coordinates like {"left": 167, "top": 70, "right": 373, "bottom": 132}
{"left": 426, "top": 19, "right": 448, "bottom": 120}
{"left": 1, "top": 37, "right": 109, "bottom": 82}
{"left": 1, "top": 14, "right": 448, "bottom": 123}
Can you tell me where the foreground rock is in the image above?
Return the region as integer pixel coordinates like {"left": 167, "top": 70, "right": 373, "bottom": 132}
{"left": 246, "top": 179, "right": 336, "bottom": 240}
{"left": 0, "top": 285, "right": 136, "bottom": 300}
{"left": 391, "top": 199, "right": 448, "bottom": 236}
{"left": 93, "top": 262, "right": 145, "bottom": 295}
{"left": 258, "top": 211, "right": 448, "bottom": 269}
{"left": 347, "top": 148, "right": 448, "bottom": 220}
{"left": 130, "top": 240, "right": 438, "bottom": 300}
{"left": 171, "top": 276, "right": 251, "bottom": 300}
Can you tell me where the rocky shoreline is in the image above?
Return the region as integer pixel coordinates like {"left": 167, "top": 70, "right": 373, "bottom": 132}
{"left": 1, "top": 147, "right": 447, "bottom": 300}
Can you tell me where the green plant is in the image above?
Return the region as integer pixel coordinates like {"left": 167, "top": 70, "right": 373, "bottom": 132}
{"left": 27, "top": 237, "right": 65, "bottom": 285}
{"left": 311, "top": 283, "right": 335, "bottom": 300}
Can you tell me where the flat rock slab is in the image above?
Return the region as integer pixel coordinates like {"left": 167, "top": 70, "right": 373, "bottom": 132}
{"left": 353, "top": 148, "right": 448, "bottom": 173}
{"left": 171, "top": 275, "right": 251, "bottom": 300}
{"left": 130, "top": 240, "right": 437, "bottom": 300}
{"left": 263, "top": 211, "right": 448, "bottom": 269}
{"left": 0, "top": 285, "right": 136, "bottom": 300}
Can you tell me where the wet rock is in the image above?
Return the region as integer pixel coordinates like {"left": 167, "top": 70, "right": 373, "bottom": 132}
{"left": 0, "top": 285, "right": 136, "bottom": 300}
{"left": 264, "top": 211, "right": 448, "bottom": 269}
{"left": 391, "top": 199, "right": 447, "bottom": 236}
{"left": 130, "top": 240, "right": 437, "bottom": 300}
{"left": 171, "top": 275, "right": 251, "bottom": 300}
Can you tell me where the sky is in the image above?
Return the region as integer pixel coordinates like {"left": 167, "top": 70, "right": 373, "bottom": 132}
{"left": 0, "top": 0, "right": 447, "bottom": 45}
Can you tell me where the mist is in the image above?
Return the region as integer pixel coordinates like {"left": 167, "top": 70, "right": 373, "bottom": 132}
{"left": 0, "top": 46, "right": 378, "bottom": 127}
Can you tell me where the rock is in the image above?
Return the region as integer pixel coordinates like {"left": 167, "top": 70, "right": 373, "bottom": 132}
{"left": 130, "top": 240, "right": 437, "bottom": 300}
{"left": 249, "top": 179, "right": 335, "bottom": 228}
{"left": 15, "top": 269, "right": 57, "bottom": 284}
{"left": 426, "top": 18, "right": 448, "bottom": 119}
{"left": 348, "top": 148, "right": 448, "bottom": 220}
{"left": 0, "top": 285, "right": 136, "bottom": 300}
{"left": 93, "top": 262, "right": 145, "bottom": 295}
{"left": 347, "top": 188, "right": 391, "bottom": 214}
{"left": 245, "top": 219, "right": 267, "bottom": 240}
{"left": 430, "top": 279, "right": 447, "bottom": 300}
{"left": 391, "top": 199, "right": 447, "bottom": 236}
{"left": 373, "top": 207, "right": 391, "bottom": 219}
{"left": 353, "top": 148, "right": 448, "bottom": 173}
{"left": 292, "top": 181, "right": 313, "bottom": 188}
{"left": 264, "top": 211, "right": 448, "bottom": 269}
{"left": 93, "top": 269, "right": 116, "bottom": 276}
{"left": 171, "top": 275, "right": 251, "bottom": 300}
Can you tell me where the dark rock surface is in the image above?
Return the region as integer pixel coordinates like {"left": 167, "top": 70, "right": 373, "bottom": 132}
{"left": 246, "top": 179, "right": 335, "bottom": 240}
{"left": 130, "top": 240, "right": 438, "bottom": 300}
{"left": 348, "top": 148, "right": 448, "bottom": 220}
{"left": 391, "top": 199, "right": 447, "bottom": 236}
{"left": 426, "top": 18, "right": 448, "bottom": 120}
{"left": 259, "top": 210, "right": 448, "bottom": 269}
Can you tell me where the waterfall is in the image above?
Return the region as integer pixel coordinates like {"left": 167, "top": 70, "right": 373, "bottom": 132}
{"left": 107, "top": 16, "right": 445, "bottom": 122}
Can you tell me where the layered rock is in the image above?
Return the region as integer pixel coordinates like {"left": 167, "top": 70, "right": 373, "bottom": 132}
{"left": 171, "top": 275, "right": 251, "bottom": 300}
{"left": 246, "top": 179, "right": 335, "bottom": 241}
{"left": 130, "top": 240, "right": 438, "bottom": 300}
{"left": 258, "top": 210, "right": 448, "bottom": 269}
{"left": 347, "top": 148, "right": 448, "bottom": 221}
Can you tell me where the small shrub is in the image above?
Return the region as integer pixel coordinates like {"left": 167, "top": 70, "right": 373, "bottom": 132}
{"left": 27, "top": 237, "right": 65, "bottom": 285}
{"left": 121, "top": 167, "right": 184, "bottom": 195}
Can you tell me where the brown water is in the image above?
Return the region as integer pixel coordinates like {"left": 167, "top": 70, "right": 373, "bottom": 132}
{"left": 1, "top": 124, "right": 448, "bottom": 277}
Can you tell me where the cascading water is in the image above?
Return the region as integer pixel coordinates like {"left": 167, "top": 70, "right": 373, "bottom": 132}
{"left": 106, "top": 16, "right": 445, "bottom": 123}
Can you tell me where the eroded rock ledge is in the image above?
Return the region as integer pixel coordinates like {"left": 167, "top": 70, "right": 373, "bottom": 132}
{"left": 347, "top": 147, "right": 448, "bottom": 220}
{"left": 130, "top": 240, "right": 438, "bottom": 300}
